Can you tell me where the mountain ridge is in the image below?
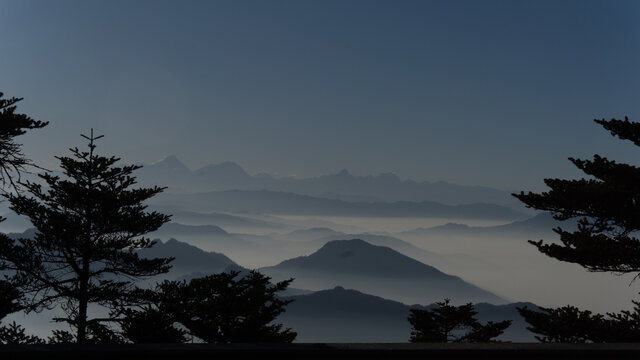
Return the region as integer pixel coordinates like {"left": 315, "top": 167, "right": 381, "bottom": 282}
{"left": 261, "top": 239, "right": 505, "bottom": 305}
{"left": 137, "top": 156, "right": 518, "bottom": 206}
{"left": 150, "top": 189, "right": 528, "bottom": 220}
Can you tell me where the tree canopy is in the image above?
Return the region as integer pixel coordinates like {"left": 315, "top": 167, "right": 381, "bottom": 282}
{"left": 123, "top": 270, "right": 297, "bottom": 344}
{"left": 518, "top": 302, "right": 640, "bottom": 343}
{"left": 0, "top": 92, "right": 48, "bottom": 190}
{"left": 513, "top": 117, "right": 640, "bottom": 276}
{"left": 408, "top": 299, "right": 511, "bottom": 343}
{"left": 0, "top": 130, "right": 172, "bottom": 343}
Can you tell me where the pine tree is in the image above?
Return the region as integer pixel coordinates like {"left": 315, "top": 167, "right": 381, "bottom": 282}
{"left": 408, "top": 299, "right": 511, "bottom": 343}
{"left": 513, "top": 117, "right": 640, "bottom": 275}
{"left": 0, "top": 130, "right": 172, "bottom": 343}
{"left": 0, "top": 280, "right": 21, "bottom": 321}
{"left": 518, "top": 303, "right": 640, "bottom": 343}
{"left": 143, "top": 270, "right": 297, "bottom": 343}
{"left": 0, "top": 92, "right": 48, "bottom": 190}
{"left": 517, "top": 305, "right": 608, "bottom": 343}
{"left": 0, "top": 91, "right": 47, "bottom": 334}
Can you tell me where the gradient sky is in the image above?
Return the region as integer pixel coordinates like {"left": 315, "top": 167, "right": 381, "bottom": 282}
{"left": 2, "top": 0, "right": 639, "bottom": 191}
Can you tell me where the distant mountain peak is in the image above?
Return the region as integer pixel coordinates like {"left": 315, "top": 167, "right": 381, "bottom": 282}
{"left": 150, "top": 155, "right": 190, "bottom": 171}
{"left": 336, "top": 168, "right": 352, "bottom": 177}
{"left": 155, "top": 154, "right": 181, "bottom": 164}
{"left": 321, "top": 238, "right": 370, "bottom": 248}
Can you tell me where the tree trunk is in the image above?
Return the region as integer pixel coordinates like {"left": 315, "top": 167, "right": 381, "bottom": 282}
{"left": 77, "top": 269, "right": 89, "bottom": 343}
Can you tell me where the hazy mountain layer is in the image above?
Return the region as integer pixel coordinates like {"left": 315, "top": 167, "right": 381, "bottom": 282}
{"left": 139, "top": 238, "right": 238, "bottom": 279}
{"left": 150, "top": 189, "right": 528, "bottom": 220}
{"left": 281, "top": 286, "right": 538, "bottom": 342}
{"left": 137, "top": 156, "right": 515, "bottom": 206}
{"left": 261, "top": 239, "right": 505, "bottom": 305}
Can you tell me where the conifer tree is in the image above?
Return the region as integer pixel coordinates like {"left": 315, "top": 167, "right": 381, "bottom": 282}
{"left": 0, "top": 130, "right": 172, "bottom": 343}
{"left": 408, "top": 299, "right": 511, "bottom": 343}
{"left": 138, "top": 270, "right": 297, "bottom": 343}
{"left": 0, "top": 92, "right": 48, "bottom": 190}
{"left": 0, "top": 91, "right": 47, "bottom": 335}
{"left": 513, "top": 117, "right": 640, "bottom": 276}
{"left": 517, "top": 305, "right": 607, "bottom": 343}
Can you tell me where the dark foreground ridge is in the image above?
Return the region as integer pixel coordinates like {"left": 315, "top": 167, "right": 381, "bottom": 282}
{"left": 3, "top": 343, "right": 640, "bottom": 360}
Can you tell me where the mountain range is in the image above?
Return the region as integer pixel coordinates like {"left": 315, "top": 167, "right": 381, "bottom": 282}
{"left": 136, "top": 155, "right": 521, "bottom": 207}
{"left": 281, "top": 286, "right": 538, "bottom": 342}
{"left": 150, "top": 189, "right": 528, "bottom": 220}
{"left": 260, "top": 239, "right": 505, "bottom": 305}
{"left": 397, "top": 212, "right": 569, "bottom": 239}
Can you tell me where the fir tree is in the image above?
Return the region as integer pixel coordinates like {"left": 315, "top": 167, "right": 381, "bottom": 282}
{"left": 518, "top": 303, "right": 640, "bottom": 343}
{"left": 408, "top": 299, "right": 511, "bottom": 343}
{"left": 517, "top": 305, "right": 607, "bottom": 343}
{"left": 0, "top": 130, "right": 172, "bottom": 343}
{"left": 0, "top": 92, "right": 48, "bottom": 190}
{"left": 144, "top": 271, "right": 297, "bottom": 343}
{"left": 513, "top": 117, "right": 640, "bottom": 275}
{"left": 0, "top": 280, "right": 21, "bottom": 321}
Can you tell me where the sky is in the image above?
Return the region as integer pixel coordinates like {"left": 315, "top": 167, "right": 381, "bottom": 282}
{"left": 2, "top": 0, "right": 640, "bottom": 191}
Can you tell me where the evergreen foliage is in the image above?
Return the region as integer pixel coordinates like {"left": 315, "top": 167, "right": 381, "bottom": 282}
{"left": 120, "top": 305, "right": 188, "bottom": 344}
{"left": 0, "top": 279, "right": 21, "bottom": 321}
{"left": 129, "top": 270, "right": 297, "bottom": 344}
{"left": 518, "top": 303, "right": 640, "bottom": 343}
{"left": 0, "top": 91, "right": 48, "bottom": 326}
{"left": 0, "top": 92, "right": 48, "bottom": 190}
{"left": 408, "top": 299, "right": 511, "bottom": 343}
{"left": 0, "top": 131, "right": 172, "bottom": 343}
{"left": 517, "top": 305, "right": 607, "bottom": 343}
{"left": 513, "top": 117, "right": 640, "bottom": 275}
{"left": 0, "top": 321, "right": 44, "bottom": 344}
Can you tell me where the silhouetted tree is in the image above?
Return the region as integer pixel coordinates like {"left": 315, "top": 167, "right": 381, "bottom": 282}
{"left": 0, "top": 321, "right": 44, "bottom": 344}
{"left": 147, "top": 270, "right": 296, "bottom": 343}
{"left": 606, "top": 301, "right": 640, "bottom": 342}
{"left": 518, "top": 303, "right": 640, "bottom": 343}
{"left": 408, "top": 299, "right": 511, "bottom": 343}
{"left": 514, "top": 117, "right": 640, "bottom": 276}
{"left": 0, "top": 91, "right": 48, "bottom": 326}
{"left": 0, "top": 130, "right": 172, "bottom": 343}
{"left": 0, "top": 280, "right": 20, "bottom": 321}
{"left": 517, "top": 305, "right": 607, "bottom": 343}
{"left": 120, "top": 305, "right": 187, "bottom": 344}
{"left": 0, "top": 91, "right": 48, "bottom": 190}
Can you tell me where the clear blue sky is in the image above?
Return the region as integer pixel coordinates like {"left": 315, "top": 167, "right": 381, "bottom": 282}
{"left": 2, "top": 0, "right": 639, "bottom": 191}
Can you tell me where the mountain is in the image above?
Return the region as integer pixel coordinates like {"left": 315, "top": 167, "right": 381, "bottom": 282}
{"left": 309, "top": 233, "right": 441, "bottom": 265}
{"left": 194, "top": 161, "right": 256, "bottom": 189}
{"left": 1, "top": 229, "right": 239, "bottom": 279}
{"left": 260, "top": 239, "right": 505, "bottom": 305}
{"left": 150, "top": 190, "right": 528, "bottom": 220}
{"left": 274, "top": 228, "right": 442, "bottom": 271}
{"left": 398, "top": 212, "right": 574, "bottom": 239}
{"left": 148, "top": 222, "right": 315, "bottom": 268}
{"left": 139, "top": 238, "right": 239, "bottom": 279}
{"left": 280, "top": 286, "right": 538, "bottom": 342}
{"left": 135, "top": 155, "right": 198, "bottom": 193}
{"left": 158, "top": 210, "right": 286, "bottom": 235}
{"left": 136, "top": 157, "right": 517, "bottom": 206}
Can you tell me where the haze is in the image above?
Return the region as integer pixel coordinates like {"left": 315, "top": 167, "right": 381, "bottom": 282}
{"left": 2, "top": 0, "right": 640, "bottom": 191}
{"left": 2, "top": 0, "right": 640, "bottom": 343}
